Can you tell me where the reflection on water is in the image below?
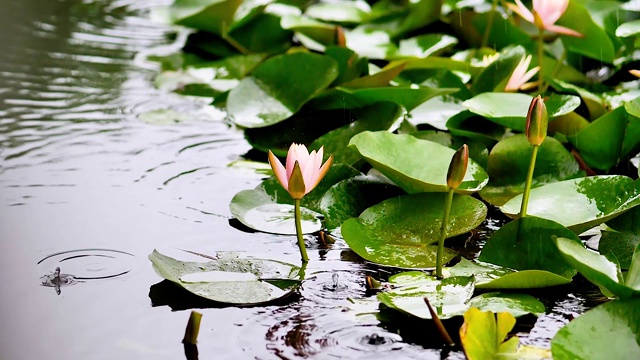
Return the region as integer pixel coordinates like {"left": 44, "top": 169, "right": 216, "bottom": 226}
{"left": 0, "top": 1, "right": 603, "bottom": 359}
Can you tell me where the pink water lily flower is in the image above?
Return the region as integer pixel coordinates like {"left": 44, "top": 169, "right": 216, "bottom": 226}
{"left": 268, "top": 144, "right": 333, "bottom": 200}
{"left": 505, "top": 54, "right": 540, "bottom": 92}
{"left": 508, "top": 0, "right": 583, "bottom": 37}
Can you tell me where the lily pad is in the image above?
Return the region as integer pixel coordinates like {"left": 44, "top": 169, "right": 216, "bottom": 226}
{"left": 462, "top": 93, "right": 580, "bottom": 131}
{"left": 377, "top": 272, "right": 475, "bottom": 319}
{"left": 479, "top": 135, "right": 583, "bottom": 206}
{"left": 500, "top": 176, "right": 640, "bottom": 234}
{"left": 341, "top": 192, "right": 487, "bottom": 268}
{"left": 229, "top": 187, "right": 323, "bottom": 234}
{"left": 555, "top": 237, "right": 640, "bottom": 299}
{"left": 568, "top": 106, "right": 640, "bottom": 170}
{"left": 170, "top": 0, "right": 243, "bottom": 35}
{"left": 467, "top": 292, "right": 545, "bottom": 318}
{"left": 551, "top": 298, "right": 640, "bottom": 359}
{"left": 149, "top": 250, "right": 301, "bottom": 305}
{"left": 348, "top": 131, "right": 489, "bottom": 194}
{"left": 310, "top": 86, "right": 458, "bottom": 112}
{"left": 599, "top": 231, "right": 640, "bottom": 270}
{"left": 449, "top": 258, "right": 572, "bottom": 289}
{"left": 479, "top": 217, "right": 581, "bottom": 278}
{"left": 393, "top": 34, "right": 458, "bottom": 59}
{"left": 318, "top": 175, "right": 404, "bottom": 232}
{"left": 446, "top": 111, "right": 506, "bottom": 146}
{"left": 227, "top": 52, "right": 338, "bottom": 128}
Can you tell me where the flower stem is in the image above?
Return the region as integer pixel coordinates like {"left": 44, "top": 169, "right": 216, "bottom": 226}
{"left": 520, "top": 145, "right": 539, "bottom": 217}
{"left": 294, "top": 199, "right": 309, "bottom": 263}
{"left": 537, "top": 28, "right": 545, "bottom": 94}
{"left": 436, "top": 188, "right": 455, "bottom": 279}
{"left": 481, "top": 0, "right": 499, "bottom": 48}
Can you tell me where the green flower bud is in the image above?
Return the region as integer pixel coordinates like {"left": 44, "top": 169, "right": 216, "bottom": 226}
{"left": 526, "top": 95, "right": 548, "bottom": 146}
{"left": 447, "top": 144, "right": 469, "bottom": 189}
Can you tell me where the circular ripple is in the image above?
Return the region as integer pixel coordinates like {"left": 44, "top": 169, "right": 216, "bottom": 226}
{"left": 301, "top": 270, "right": 367, "bottom": 306}
{"left": 37, "top": 249, "right": 135, "bottom": 280}
{"left": 262, "top": 306, "right": 421, "bottom": 359}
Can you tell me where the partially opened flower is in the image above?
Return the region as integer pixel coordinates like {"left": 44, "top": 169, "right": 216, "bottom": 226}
{"left": 268, "top": 144, "right": 333, "bottom": 200}
{"left": 505, "top": 54, "right": 540, "bottom": 92}
{"left": 508, "top": 0, "right": 582, "bottom": 37}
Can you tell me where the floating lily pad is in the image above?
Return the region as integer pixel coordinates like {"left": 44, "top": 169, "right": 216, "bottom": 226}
{"left": 599, "top": 231, "right": 640, "bottom": 270}
{"left": 393, "top": 34, "right": 458, "bottom": 59}
{"left": 139, "top": 109, "right": 191, "bottom": 125}
{"left": 227, "top": 52, "right": 338, "bottom": 128}
{"left": 500, "top": 176, "right": 640, "bottom": 234}
{"left": 377, "top": 272, "right": 475, "bottom": 319}
{"left": 318, "top": 175, "right": 404, "bottom": 232}
{"left": 479, "top": 217, "right": 581, "bottom": 278}
{"left": 149, "top": 250, "right": 301, "bottom": 305}
{"left": 467, "top": 292, "right": 545, "bottom": 318}
{"left": 462, "top": 93, "right": 580, "bottom": 131}
{"left": 341, "top": 192, "right": 487, "bottom": 268}
{"left": 479, "top": 135, "right": 583, "bottom": 206}
{"left": 551, "top": 298, "right": 640, "bottom": 359}
{"left": 470, "top": 45, "right": 527, "bottom": 94}
{"left": 449, "top": 258, "right": 572, "bottom": 289}
{"left": 340, "top": 61, "right": 407, "bottom": 89}
{"left": 555, "top": 237, "right": 640, "bottom": 299}
{"left": 568, "top": 106, "right": 640, "bottom": 170}
{"left": 348, "top": 131, "right": 489, "bottom": 194}
{"left": 229, "top": 188, "right": 323, "bottom": 234}
{"left": 446, "top": 111, "right": 506, "bottom": 145}
{"left": 304, "top": 0, "right": 370, "bottom": 25}
{"left": 170, "top": 0, "right": 243, "bottom": 35}
{"left": 606, "top": 179, "right": 640, "bottom": 235}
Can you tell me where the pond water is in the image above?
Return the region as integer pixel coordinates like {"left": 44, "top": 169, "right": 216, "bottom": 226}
{"left": 0, "top": 1, "right": 604, "bottom": 359}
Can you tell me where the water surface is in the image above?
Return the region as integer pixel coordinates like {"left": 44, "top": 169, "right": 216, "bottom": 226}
{"left": 0, "top": 1, "right": 600, "bottom": 359}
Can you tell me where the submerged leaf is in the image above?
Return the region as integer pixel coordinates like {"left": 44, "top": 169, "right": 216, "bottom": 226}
{"left": 149, "top": 250, "right": 301, "bottom": 305}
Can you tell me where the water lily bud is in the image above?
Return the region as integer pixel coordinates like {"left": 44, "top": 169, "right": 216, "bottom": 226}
{"left": 447, "top": 144, "right": 469, "bottom": 189}
{"left": 526, "top": 95, "right": 548, "bottom": 146}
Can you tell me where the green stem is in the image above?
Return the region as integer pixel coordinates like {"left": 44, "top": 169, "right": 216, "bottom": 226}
{"left": 520, "top": 145, "right": 539, "bottom": 217}
{"left": 481, "top": 0, "right": 499, "bottom": 48}
{"left": 541, "top": 48, "right": 566, "bottom": 94}
{"left": 294, "top": 199, "right": 309, "bottom": 263}
{"left": 537, "top": 27, "right": 545, "bottom": 94}
{"left": 436, "top": 188, "right": 455, "bottom": 279}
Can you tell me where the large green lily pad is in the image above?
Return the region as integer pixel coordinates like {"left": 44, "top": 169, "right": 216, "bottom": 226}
{"left": 348, "top": 131, "right": 489, "bottom": 194}
{"left": 479, "top": 134, "right": 583, "bottom": 206}
{"left": 149, "top": 250, "right": 301, "bottom": 305}
{"left": 318, "top": 175, "right": 404, "bottom": 232}
{"left": 500, "top": 176, "right": 640, "bottom": 234}
{"left": 568, "top": 106, "right": 640, "bottom": 171}
{"left": 462, "top": 93, "right": 580, "bottom": 131}
{"left": 227, "top": 52, "right": 338, "bottom": 128}
{"left": 599, "top": 230, "right": 640, "bottom": 270}
{"left": 551, "top": 298, "right": 640, "bottom": 359}
{"left": 555, "top": 237, "right": 640, "bottom": 299}
{"left": 449, "top": 258, "right": 572, "bottom": 289}
{"left": 341, "top": 192, "right": 487, "bottom": 268}
{"left": 377, "top": 272, "right": 475, "bottom": 320}
{"left": 466, "top": 292, "right": 545, "bottom": 318}
{"left": 479, "top": 217, "right": 581, "bottom": 278}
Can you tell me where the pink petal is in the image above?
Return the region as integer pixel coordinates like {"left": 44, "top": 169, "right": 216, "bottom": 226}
{"left": 512, "top": 0, "right": 535, "bottom": 23}
{"left": 534, "top": 0, "right": 568, "bottom": 27}
{"left": 505, "top": 55, "right": 532, "bottom": 92}
{"left": 285, "top": 143, "right": 297, "bottom": 179}
{"left": 547, "top": 24, "right": 583, "bottom": 37}
{"left": 268, "top": 150, "right": 289, "bottom": 190}
{"left": 521, "top": 66, "right": 540, "bottom": 84}
{"left": 307, "top": 155, "right": 333, "bottom": 193}
{"left": 302, "top": 149, "right": 319, "bottom": 190}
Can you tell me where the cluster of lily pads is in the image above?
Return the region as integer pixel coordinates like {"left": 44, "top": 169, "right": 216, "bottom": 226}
{"left": 147, "top": 0, "right": 640, "bottom": 358}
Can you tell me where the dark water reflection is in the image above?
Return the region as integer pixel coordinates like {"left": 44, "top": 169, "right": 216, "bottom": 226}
{"left": 0, "top": 1, "right": 603, "bottom": 359}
